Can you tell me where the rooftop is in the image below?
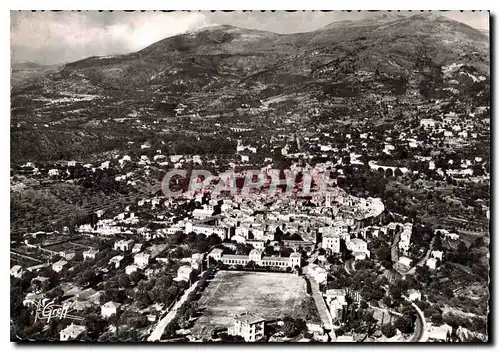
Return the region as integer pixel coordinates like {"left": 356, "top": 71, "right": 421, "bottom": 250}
{"left": 236, "top": 312, "right": 266, "bottom": 325}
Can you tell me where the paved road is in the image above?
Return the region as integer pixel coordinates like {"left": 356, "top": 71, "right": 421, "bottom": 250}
{"left": 305, "top": 274, "right": 333, "bottom": 331}
{"left": 344, "top": 259, "right": 355, "bottom": 275}
{"left": 407, "top": 299, "right": 428, "bottom": 342}
{"left": 147, "top": 279, "right": 200, "bottom": 342}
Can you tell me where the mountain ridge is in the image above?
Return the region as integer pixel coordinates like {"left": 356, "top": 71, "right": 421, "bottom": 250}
{"left": 10, "top": 13, "right": 490, "bottom": 163}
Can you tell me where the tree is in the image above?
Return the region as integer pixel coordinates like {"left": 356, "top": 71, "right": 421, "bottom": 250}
{"left": 117, "top": 273, "right": 130, "bottom": 288}
{"left": 208, "top": 233, "right": 222, "bottom": 247}
{"left": 381, "top": 323, "right": 397, "bottom": 338}
{"left": 280, "top": 247, "right": 294, "bottom": 257}
{"left": 264, "top": 246, "right": 275, "bottom": 256}
{"left": 281, "top": 317, "right": 306, "bottom": 338}
{"left": 76, "top": 269, "right": 97, "bottom": 287}
{"left": 129, "top": 271, "right": 144, "bottom": 283}
{"left": 431, "top": 313, "right": 444, "bottom": 326}
{"left": 376, "top": 246, "right": 391, "bottom": 262}
{"left": 245, "top": 260, "right": 256, "bottom": 269}
{"left": 394, "top": 315, "right": 415, "bottom": 334}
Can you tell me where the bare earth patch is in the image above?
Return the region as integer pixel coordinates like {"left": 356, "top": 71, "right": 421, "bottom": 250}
{"left": 191, "top": 270, "right": 320, "bottom": 338}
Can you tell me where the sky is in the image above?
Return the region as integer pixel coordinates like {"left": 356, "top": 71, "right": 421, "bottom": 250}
{"left": 10, "top": 10, "right": 490, "bottom": 65}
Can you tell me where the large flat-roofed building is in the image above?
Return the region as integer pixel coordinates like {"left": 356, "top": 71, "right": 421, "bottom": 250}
{"left": 228, "top": 312, "right": 265, "bottom": 342}
{"left": 209, "top": 249, "right": 300, "bottom": 269}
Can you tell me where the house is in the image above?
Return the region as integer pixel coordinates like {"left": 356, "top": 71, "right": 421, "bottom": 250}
{"left": 185, "top": 223, "right": 226, "bottom": 241}
{"left": 231, "top": 234, "right": 246, "bottom": 244}
{"left": 48, "top": 169, "right": 60, "bottom": 177}
{"left": 132, "top": 243, "right": 143, "bottom": 254}
{"left": 346, "top": 238, "right": 370, "bottom": 260}
{"left": 428, "top": 324, "right": 452, "bottom": 342}
{"left": 426, "top": 257, "right": 438, "bottom": 270}
{"left": 227, "top": 312, "right": 265, "bottom": 342}
{"left": 408, "top": 289, "right": 421, "bottom": 301}
{"left": 125, "top": 264, "right": 138, "bottom": 275}
{"left": 398, "top": 256, "right": 413, "bottom": 268}
{"left": 101, "top": 301, "right": 120, "bottom": 318}
{"left": 322, "top": 233, "right": 341, "bottom": 253}
{"left": 10, "top": 265, "right": 24, "bottom": 278}
{"left": 431, "top": 250, "right": 443, "bottom": 261}
{"left": 59, "top": 323, "right": 86, "bottom": 341}
{"left": 83, "top": 248, "right": 99, "bottom": 260}
{"left": 108, "top": 255, "right": 124, "bottom": 269}
{"left": 175, "top": 265, "right": 193, "bottom": 282}
{"left": 113, "top": 239, "right": 135, "bottom": 251}
{"left": 134, "top": 252, "right": 150, "bottom": 269}
{"left": 306, "top": 264, "right": 327, "bottom": 284}
{"left": 246, "top": 239, "right": 265, "bottom": 250}
{"left": 208, "top": 248, "right": 224, "bottom": 262}
{"left": 235, "top": 226, "right": 250, "bottom": 238}
{"left": 192, "top": 204, "right": 214, "bottom": 219}
{"left": 52, "top": 260, "right": 68, "bottom": 273}
{"left": 191, "top": 253, "right": 204, "bottom": 270}
{"left": 59, "top": 250, "right": 76, "bottom": 261}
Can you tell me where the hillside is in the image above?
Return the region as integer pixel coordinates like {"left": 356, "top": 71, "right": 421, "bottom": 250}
{"left": 10, "top": 13, "right": 489, "bottom": 163}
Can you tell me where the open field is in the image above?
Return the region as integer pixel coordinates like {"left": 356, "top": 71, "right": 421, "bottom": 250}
{"left": 191, "top": 270, "right": 320, "bottom": 338}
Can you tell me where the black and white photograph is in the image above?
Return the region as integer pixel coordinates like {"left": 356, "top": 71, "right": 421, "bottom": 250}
{"left": 9, "top": 10, "right": 490, "bottom": 343}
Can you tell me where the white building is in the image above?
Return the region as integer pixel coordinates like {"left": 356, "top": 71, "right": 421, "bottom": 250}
{"left": 185, "top": 222, "right": 226, "bottom": 241}
{"left": 176, "top": 265, "right": 193, "bottom": 282}
{"left": 134, "top": 253, "right": 150, "bottom": 269}
{"left": 108, "top": 255, "right": 124, "bottom": 269}
{"left": 399, "top": 223, "right": 413, "bottom": 252}
{"left": 101, "top": 301, "right": 120, "bottom": 318}
{"left": 322, "top": 233, "right": 341, "bottom": 253}
{"left": 398, "top": 256, "right": 413, "bottom": 268}
{"left": 113, "top": 239, "right": 135, "bottom": 251}
{"left": 191, "top": 253, "right": 204, "bottom": 270}
{"left": 208, "top": 248, "right": 224, "bottom": 262}
{"left": 431, "top": 250, "right": 443, "bottom": 261}
{"left": 52, "top": 260, "right": 68, "bottom": 273}
{"left": 48, "top": 169, "right": 60, "bottom": 177}
{"left": 408, "top": 289, "right": 422, "bottom": 301}
{"left": 213, "top": 249, "right": 301, "bottom": 269}
{"left": 428, "top": 324, "right": 453, "bottom": 342}
{"left": 192, "top": 204, "right": 215, "bottom": 219}
{"left": 235, "top": 226, "right": 250, "bottom": 238}
{"left": 132, "top": 243, "right": 143, "bottom": 254}
{"left": 426, "top": 257, "right": 438, "bottom": 270}
{"left": 59, "top": 324, "right": 86, "bottom": 341}
{"left": 346, "top": 238, "right": 370, "bottom": 260}
{"left": 246, "top": 239, "right": 265, "bottom": 250}
{"left": 228, "top": 312, "right": 265, "bottom": 342}
{"left": 83, "top": 248, "right": 99, "bottom": 260}
{"left": 125, "top": 264, "right": 138, "bottom": 275}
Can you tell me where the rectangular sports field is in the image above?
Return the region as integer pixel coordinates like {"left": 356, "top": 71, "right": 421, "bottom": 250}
{"left": 191, "top": 270, "right": 320, "bottom": 337}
